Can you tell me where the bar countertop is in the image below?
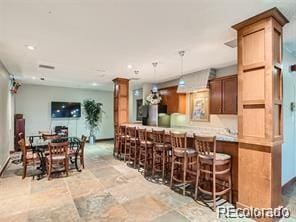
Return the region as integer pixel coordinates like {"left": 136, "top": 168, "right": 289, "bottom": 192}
{"left": 123, "top": 123, "right": 238, "bottom": 143}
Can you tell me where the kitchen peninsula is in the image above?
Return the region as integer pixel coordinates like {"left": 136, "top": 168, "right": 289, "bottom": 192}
{"left": 122, "top": 122, "right": 239, "bottom": 203}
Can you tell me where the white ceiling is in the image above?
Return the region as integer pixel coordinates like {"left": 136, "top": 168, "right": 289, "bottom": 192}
{"left": 0, "top": 0, "right": 295, "bottom": 91}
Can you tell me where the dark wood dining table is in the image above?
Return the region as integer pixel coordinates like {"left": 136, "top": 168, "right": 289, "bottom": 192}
{"left": 28, "top": 136, "right": 82, "bottom": 179}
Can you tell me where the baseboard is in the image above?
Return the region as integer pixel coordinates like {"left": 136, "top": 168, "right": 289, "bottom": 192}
{"left": 282, "top": 176, "right": 296, "bottom": 194}
{"left": 86, "top": 138, "right": 114, "bottom": 143}
{"left": 95, "top": 138, "right": 114, "bottom": 142}
{"left": 0, "top": 156, "right": 11, "bottom": 177}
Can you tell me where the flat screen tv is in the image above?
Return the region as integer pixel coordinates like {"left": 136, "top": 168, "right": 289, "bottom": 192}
{"left": 51, "top": 102, "right": 81, "bottom": 118}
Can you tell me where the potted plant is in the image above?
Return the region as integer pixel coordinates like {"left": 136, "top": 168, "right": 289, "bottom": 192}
{"left": 83, "top": 99, "right": 104, "bottom": 144}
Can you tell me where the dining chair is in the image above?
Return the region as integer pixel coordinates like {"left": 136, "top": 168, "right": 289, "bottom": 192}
{"left": 193, "top": 135, "right": 232, "bottom": 210}
{"left": 170, "top": 132, "right": 197, "bottom": 195}
{"left": 18, "top": 139, "right": 38, "bottom": 179}
{"left": 68, "top": 135, "right": 87, "bottom": 169}
{"left": 46, "top": 141, "right": 69, "bottom": 180}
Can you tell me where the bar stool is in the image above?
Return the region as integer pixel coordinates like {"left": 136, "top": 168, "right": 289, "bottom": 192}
{"left": 152, "top": 129, "right": 171, "bottom": 181}
{"left": 170, "top": 132, "right": 197, "bottom": 195}
{"left": 124, "top": 127, "right": 138, "bottom": 168}
{"left": 114, "top": 125, "right": 126, "bottom": 159}
{"left": 138, "top": 129, "right": 153, "bottom": 176}
{"left": 193, "top": 135, "right": 232, "bottom": 210}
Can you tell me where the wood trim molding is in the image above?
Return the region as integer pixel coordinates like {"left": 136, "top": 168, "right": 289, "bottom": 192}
{"left": 232, "top": 7, "right": 289, "bottom": 30}
{"left": 0, "top": 156, "right": 10, "bottom": 177}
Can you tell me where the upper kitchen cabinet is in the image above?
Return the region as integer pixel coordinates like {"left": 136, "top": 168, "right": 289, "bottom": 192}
{"left": 209, "top": 75, "right": 237, "bottom": 115}
{"left": 159, "top": 86, "right": 186, "bottom": 114}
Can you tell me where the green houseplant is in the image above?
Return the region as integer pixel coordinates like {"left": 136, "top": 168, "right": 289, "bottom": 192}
{"left": 83, "top": 99, "right": 104, "bottom": 144}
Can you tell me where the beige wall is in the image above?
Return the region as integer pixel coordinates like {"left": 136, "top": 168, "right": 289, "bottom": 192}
{"left": 0, "top": 61, "right": 14, "bottom": 172}
{"left": 15, "top": 84, "right": 114, "bottom": 139}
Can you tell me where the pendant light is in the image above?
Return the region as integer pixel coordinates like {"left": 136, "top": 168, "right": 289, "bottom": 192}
{"left": 178, "top": 50, "right": 185, "bottom": 87}
{"left": 152, "top": 62, "right": 158, "bottom": 93}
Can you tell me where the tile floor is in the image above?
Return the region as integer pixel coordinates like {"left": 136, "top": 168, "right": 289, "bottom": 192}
{"left": 0, "top": 141, "right": 295, "bottom": 222}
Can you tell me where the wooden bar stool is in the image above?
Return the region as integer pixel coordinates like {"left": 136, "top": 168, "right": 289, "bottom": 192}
{"left": 138, "top": 129, "right": 153, "bottom": 176}
{"left": 124, "top": 127, "right": 138, "bottom": 168}
{"left": 152, "top": 129, "right": 171, "bottom": 182}
{"left": 193, "top": 135, "right": 232, "bottom": 210}
{"left": 170, "top": 132, "right": 197, "bottom": 195}
{"left": 114, "top": 125, "right": 126, "bottom": 159}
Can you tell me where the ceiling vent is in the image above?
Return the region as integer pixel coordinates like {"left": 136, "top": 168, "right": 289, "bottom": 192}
{"left": 130, "top": 77, "right": 140, "bottom": 81}
{"left": 224, "top": 39, "right": 237, "bottom": 48}
{"left": 39, "top": 64, "right": 55, "bottom": 70}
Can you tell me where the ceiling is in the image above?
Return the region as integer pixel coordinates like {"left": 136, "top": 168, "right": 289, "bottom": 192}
{"left": 0, "top": 0, "right": 295, "bottom": 91}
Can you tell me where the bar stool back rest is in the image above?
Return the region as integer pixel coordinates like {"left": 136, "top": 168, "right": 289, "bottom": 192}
{"left": 194, "top": 135, "right": 216, "bottom": 157}
{"left": 119, "top": 125, "right": 126, "bottom": 135}
{"left": 170, "top": 132, "right": 187, "bottom": 149}
{"left": 152, "top": 130, "right": 165, "bottom": 144}
{"left": 138, "top": 128, "right": 147, "bottom": 142}
{"left": 126, "top": 127, "right": 137, "bottom": 138}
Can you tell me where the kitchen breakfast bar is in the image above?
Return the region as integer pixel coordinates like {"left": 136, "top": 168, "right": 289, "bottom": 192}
{"left": 118, "top": 123, "right": 239, "bottom": 205}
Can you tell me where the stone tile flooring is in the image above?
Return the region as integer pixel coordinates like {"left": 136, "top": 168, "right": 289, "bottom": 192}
{"left": 0, "top": 141, "right": 295, "bottom": 221}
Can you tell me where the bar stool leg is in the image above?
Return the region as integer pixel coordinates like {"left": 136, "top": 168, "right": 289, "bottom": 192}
{"left": 124, "top": 142, "right": 127, "bottom": 162}
{"left": 228, "top": 162, "right": 232, "bottom": 203}
{"left": 144, "top": 146, "right": 147, "bottom": 176}
{"left": 194, "top": 160, "right": 200, "bottom": 200}
{"left": 170, "top": 156, "right": 175, "bottom": 188}
{"left": 133, "top": 143, "right": 137, "bottom": 168}
{"left": 183, "top": 157, "right": 187, "bottom": 196}
{"left": 213, "top": 165, "right": 216, "bottom": 210}
{"left": 152, "top": 149, "right": 156, "bottom": 177}
{"left": 162, "top": 150, "right": 165, "bottom": 181}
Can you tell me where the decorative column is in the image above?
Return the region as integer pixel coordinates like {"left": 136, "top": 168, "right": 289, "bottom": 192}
{"left": 232, "top": 8, "right": 288, "bottom": 209}
{"left": 113, "top": 78, "right": 129, "bottom": 130}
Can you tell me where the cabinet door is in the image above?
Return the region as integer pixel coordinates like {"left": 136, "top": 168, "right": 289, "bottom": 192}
{"left": 210, "top": 80, "right": 222, "bottom": 114}
{"left": 222, "top": 76, "right": 238, "bottom": 114}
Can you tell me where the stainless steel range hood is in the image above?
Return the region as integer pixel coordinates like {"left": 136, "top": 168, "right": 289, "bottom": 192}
{"left": 177, "top": 68, "right": 216, "bottom": 93}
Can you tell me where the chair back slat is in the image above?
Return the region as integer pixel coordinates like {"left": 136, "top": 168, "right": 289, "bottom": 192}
{"left": 48, "top": 142, "right": 68, "bottom": 157}
{"left": 152, "top": 130, "right": 165, "bottom": 144}
{"left": 80, "top": 135, "right": 87, "bottom": 155}
{"left": 42, "top": 133, "right": 60, "bottom": 141}
{"left": 119, "top": 125, "right": 126, "bottom": 135}
{"left": 137, "top": 129, "right": 147, "bottom": 142}
{"left": 170, "top": 132, "right": 187, "bottom": 149}
{"left": 126, "top": 127, "right": 137, "bottom": 138}
{"left": 193, "top": 135, "right": 216, "bottom": 156}
{"left": 18, "top": 139, "right": 27, "bottom": 162}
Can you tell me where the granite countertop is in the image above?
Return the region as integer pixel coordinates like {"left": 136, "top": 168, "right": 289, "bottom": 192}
{"left": 123, "top": 123, "right": 238, "bottom": 142}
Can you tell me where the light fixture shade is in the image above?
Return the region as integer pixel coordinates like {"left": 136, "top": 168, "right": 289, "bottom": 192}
{"left": 178, "top": 77, "right": 185, "bottom": 87}
{"left": 152, "top": 85, "right": 158, "bottom": 93}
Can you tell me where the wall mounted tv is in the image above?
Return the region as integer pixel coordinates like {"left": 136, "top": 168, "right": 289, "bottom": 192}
{"left": 51, "top": 102, "right": 81, "bottom": 118}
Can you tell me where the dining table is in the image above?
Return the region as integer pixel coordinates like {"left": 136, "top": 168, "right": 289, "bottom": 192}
{"left": 28, "top": 136, "right": 82, "bottom": 179}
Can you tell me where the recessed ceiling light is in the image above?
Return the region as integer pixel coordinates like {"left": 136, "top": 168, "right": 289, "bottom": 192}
{"left": 92, "top": 83, "right": 98, "bottom": 86}
{"left": 26, "top": 45, "right": 35, "bottom": 50}
{"left": 127, "top": 65, "right": 132, "bottom": 69}
{"left": 32, "top": 76, "right": 36, "bottom": 80}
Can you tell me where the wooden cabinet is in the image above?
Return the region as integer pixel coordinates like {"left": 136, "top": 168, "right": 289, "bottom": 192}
{"left": 14, "top": 115, "right": 25, "bottom": 151}
{"left": 209, "top": 75, "right": 237, "bottom": 115}
{"left": 159, "top": 86, "right": 186, "bottom": 114}
{"left": 113, "top": 78, "right": 129, "bottom": 130}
